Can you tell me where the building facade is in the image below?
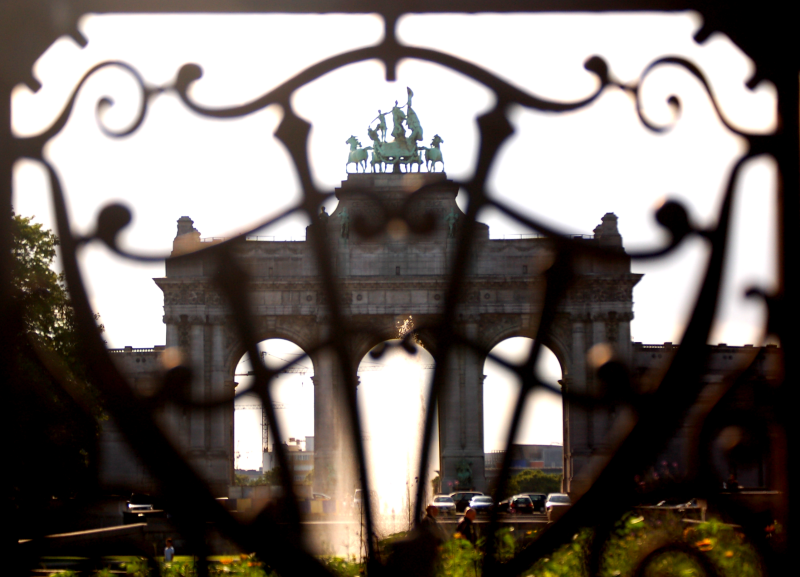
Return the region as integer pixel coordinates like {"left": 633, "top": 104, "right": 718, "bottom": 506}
{"left": 104, "top": 173, "right": 778, "bottom": 500}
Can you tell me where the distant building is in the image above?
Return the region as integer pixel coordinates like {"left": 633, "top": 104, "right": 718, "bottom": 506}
{"left": 235, "top": 468, "right": 263, "bottom": 482}
{"left": 485, "top": 444, "right": 564, "bottom": 486}
{"left": 263, "top": 436, "right": 315, "bottom": 485}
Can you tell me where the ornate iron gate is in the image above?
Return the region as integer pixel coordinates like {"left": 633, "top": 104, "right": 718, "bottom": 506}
{"left": 3, "top": 2, "right": 797, "bottom": 576}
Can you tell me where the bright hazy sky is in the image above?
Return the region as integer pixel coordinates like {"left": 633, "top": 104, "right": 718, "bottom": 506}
{"left": 11, "top": 12, "right": 777, "bottom": 475}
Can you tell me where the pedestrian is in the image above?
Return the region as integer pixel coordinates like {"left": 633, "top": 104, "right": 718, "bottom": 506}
{"left": 164, "top": 538, "right": 175, "bottom": 562}
{"left": 455, "top": 507, "right": 477, "bottom": 546}
{"left": 420, "top": 504, "right": 445, "bottom": 544}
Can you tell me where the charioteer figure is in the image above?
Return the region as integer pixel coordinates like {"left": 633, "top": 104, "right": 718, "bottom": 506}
{"left": 347, "top": 88, "right": 443, "bottom": 174}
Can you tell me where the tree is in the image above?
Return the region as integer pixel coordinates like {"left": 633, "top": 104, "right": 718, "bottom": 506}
{"left": 504, "top": 470, "right": 562, "bottom": 499}
{"left": 263, "top": 466, "right": 284, "bottom": 486}
{"left": 10, "top": 211, "right": 105, "bottom": 535}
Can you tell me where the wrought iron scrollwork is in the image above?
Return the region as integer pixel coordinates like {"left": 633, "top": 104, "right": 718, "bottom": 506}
{"left": 3, "top": 4, "right": 797, "bottom": 577}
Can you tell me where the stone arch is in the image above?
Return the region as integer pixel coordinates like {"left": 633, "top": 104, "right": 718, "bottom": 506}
{"left": 355, "top": 336, "right": 439, "bottom": 513}
{"left": 482, "top": 336, "right": 564, "bottom": 448}
{"left": 224, "top": 318, "right": 320, "bottom": 382}
{"left": 230, "top": 334, "right": 317, "bottom": 478}
{"left": 349, "top": 314, "right": 431, "bottom": 367}
{"left": 479, "top": 317, "right": 571, "bottom": 385}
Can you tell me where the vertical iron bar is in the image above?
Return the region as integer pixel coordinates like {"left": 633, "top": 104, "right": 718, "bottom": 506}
{"left": 775, "top": 68, "right": 799, "bottom": 568}
{"left": 1, "top": 79, "right": 20, "bottom": 570}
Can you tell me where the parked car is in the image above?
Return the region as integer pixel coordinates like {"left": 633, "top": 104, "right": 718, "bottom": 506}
{"left": 545, "top": 493, "right": 572, "bottom": 521}
{"left": 521, "top": 493, "right": 547, "bottom": 513}
{"left": 430, "top": 495, "right": 457, "bottom": 516}
{"left": 469, "top": 495, "right": 494, "bottom": 515}
{"left": 509, "top": 495, "right": 534, "bottom": 515}
{"left": 449, "top": 491, "right": 484, "bottom": 512}
{"left": 127, "top": 493, "right": 154, "bottom": 512}
{"left": 496, "top": 498, "right": 511, "bottom": 514}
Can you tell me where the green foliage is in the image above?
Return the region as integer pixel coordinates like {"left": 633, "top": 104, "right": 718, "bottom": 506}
{"left": 234, "top": 468, "right": 284, "bottom": 486}
{"left": 523, "top": 528, "right": 593, "bottom": 577}
{"left": 321, "top": 556, "right": 363, "bottom": 577}
{"left": 640, "top": 551, "right": 705, "bottom": 577}
{"left": 49, "top": 513, "right": 763, "bottom": 577}
{"left": 493, "top": 527, "right": 519, "bottom": 563}
{"left": 10, "top": 212, "right": 106, "bottom": 523}
{"left": 235, "top": 473, "right": 266, "bottom": 486}
{"left": 596, "top": 512, "right": 763, "bottom": 577}
{"left": 596, "top": 512, "right": 649, "bottom": 576}
{"left": 206, "top": 555, "right": 277, "bottom": 577}
{"left": 681, "top": 519, "right": 762, "bottom": 577}
{"left": 121, "top": 559, "right": 152, "bottom": 577}
{"left": 160, "top": 561, "right": 198, "bottom": 577}
{"left": 505, "top": 470, "right": 562, "bottom": 499}
{"left": 263, "top": 467, "right": 284, "bottom": 486}
{"left": 436, "top": 536, "right": 483, "bottom": 577}
{"left": 432, "top": 512, "right": 762, "bottom": 577}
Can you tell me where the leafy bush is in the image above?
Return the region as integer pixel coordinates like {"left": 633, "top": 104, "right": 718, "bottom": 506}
{"left": 436, "top": 536, "right": 483, "bottom": 577}
{"left": 523, "top": 528, "right": 593, "bottom": 577}
{"left": 597, "top": 512, "right": 763, "bottom": 577}
{"left": 504, "top": 470, "right": 563, "bottom": 499}
{"left": 321, "top": 556, "right": 363, "bottom": 577}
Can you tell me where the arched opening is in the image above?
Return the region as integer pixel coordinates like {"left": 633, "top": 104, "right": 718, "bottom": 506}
{"left": 356, "top": 339, "right": 438, "bottom": 529}
{"left": 233, "top": 339, "right": 315, "bottom": 487}
{"left": 483, "top": 337, "right": 564, "bottom": 496}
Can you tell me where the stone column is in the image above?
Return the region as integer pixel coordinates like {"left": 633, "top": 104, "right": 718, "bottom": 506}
{"left": 207, "top": 318, "right": 233, "bottom": 490}
{"left": 439, "top": 320, "right": 487, "bottom": 493}
{"left": 189, "top": 318, "right": 206, "bottom": 452}
{"left": 209, "top": 320, "right": 227, "bottom": 451}
{"left": 590, "top": 312, "right": 608, "bottom": 450}
{"left": 617, "top": 312, "right": 633, "bottom": 367}
{"left": 165, "top": 315, "right": 180, "bottom": 349}
{"left": 567, "top": 314, "right": 588, "bottom": 494}
{"left": 311, "top": 344, "right": 354, "bottom": 501}
{"left": 161, "top": 314, "right": 182, "bottom": 447}
{"left": 560, "top": 375, "right": 573, "bottom": 492}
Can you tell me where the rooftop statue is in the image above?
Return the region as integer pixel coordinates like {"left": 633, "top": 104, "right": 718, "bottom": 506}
{"left": 346, "top": 135, "right": 369, "bottom": 173}
{"left": 347, "top": 87, "right": 443, "bottom": 174}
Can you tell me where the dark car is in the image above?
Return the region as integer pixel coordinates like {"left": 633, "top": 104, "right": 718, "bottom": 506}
{"left": 449, "top": 491, "right": 484, "bottom": 513}
{"left": 496, "top": 498, "right": 511, "bottom": 513}
{"left": 509, "top": 495, "right": 534, "bottom": 515}
{"left": 468, "top": 495, "right": 494, "bottom": 515}
{"left": 521, "top": 493, "right": 547, "bottom": 513}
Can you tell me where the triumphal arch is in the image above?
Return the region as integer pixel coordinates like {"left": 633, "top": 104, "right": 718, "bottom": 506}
{"left": 106, "top": 91, "right": 640, "bottom": 498}
{"left": 137, "top": 177, "right": 638, "bottom": 498}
